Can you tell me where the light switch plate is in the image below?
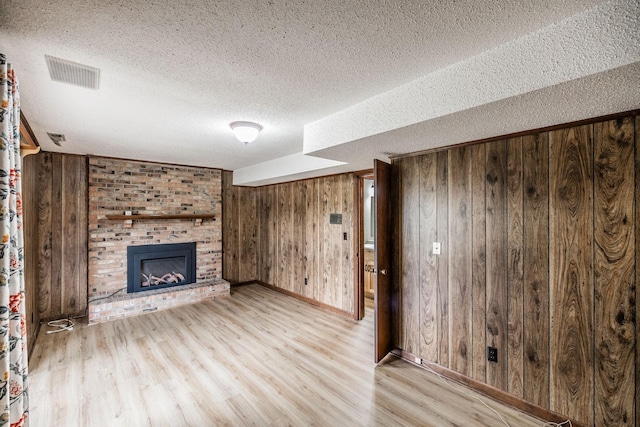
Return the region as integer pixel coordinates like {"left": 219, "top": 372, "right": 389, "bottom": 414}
{"left": 433, "top": 242, "right": 441, "bottom": 255}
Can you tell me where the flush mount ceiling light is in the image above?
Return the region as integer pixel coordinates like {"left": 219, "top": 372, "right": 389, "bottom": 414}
{"left": 229, "top": 121, "right": 263, "bottom": 145}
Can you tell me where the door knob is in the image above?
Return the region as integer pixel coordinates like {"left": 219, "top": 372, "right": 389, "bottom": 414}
{"left": 379, "top": 269, "right": 387, "bottom": 275}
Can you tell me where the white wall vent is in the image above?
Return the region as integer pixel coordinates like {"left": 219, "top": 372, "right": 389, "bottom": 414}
{"left": 45, "top": 55, "right": 100, "bottom": 90}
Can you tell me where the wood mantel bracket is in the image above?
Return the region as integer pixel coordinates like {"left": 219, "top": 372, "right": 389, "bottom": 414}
{"left": 20, "top": 111, "right": 41, "bottom": 157}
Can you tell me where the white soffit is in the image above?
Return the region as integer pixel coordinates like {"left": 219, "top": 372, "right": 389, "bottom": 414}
{"left": 233, "top": 152, "right": 347, "bottom": 187}
{"left": 311, "top": 62, "right": 640, "bottom": 166}
{"left": 303, "top": 0, "right": 640, "bottom": 157}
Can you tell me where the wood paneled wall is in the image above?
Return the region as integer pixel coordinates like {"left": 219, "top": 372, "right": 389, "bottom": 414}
{"left": 37, "top": 153, "right": 88, "bottom": 320}
{"left": 22, "top": 154, "right": 40, "bottom": 352}
{"left": 257, "top": 174, "right": 357, "bottom": 314}
{"left": 222, "top": 171, "right": 258, "bottom": 283}
{"left": 393, "top": 114, "right": 638, "bottom": 426}
{"left": 223, "top": 173, "right": 357, "bottom": 315}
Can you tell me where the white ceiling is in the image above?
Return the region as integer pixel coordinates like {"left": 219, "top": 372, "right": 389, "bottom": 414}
{"left": 1, "top": 0, "right": 638, "bottom": 186}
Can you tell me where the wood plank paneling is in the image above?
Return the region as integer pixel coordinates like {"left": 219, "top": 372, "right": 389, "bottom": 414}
{"left": 399, "top": 156, "right": 420, "bottom": 354}
{"left": 549, "top": 124, "right": 594, "bottom": 425}
{"left": 222, "top": 171, "right": 238, "bottom": 282}
{"left": 448, "top": 147, "right": 472, "bottom": 376}
{"left": 50, "top": 153, "right": 63, "bottom": 317}
{"left": 436, "top": 151, "right": 449, "bottom": 367}
{"left": 311, "top": 177, "right": 320, "bottom": 303}
{"left": 22, "top": 154, "right": 40, "bottom": 352}
{"left": 77, "top": 158, "right": 88, "bottom": 313}
{"left": 37, "top": 153, "right": 52, "bottom": 316}
{"left": 293, "top": 181, "right": 305, "bottom": 295}
{"left": 61, "top": 155, "right": 88, "bottom": 315}
{"left": 239, "top": 186, "right": 258, "bottom": 282}
{"left": 268, "top": 185, "right": 278, "bottom": 286}
{"left": 258, "top": 186, "right": 270, "bottom": 281}
{"left": 522, "top": 132, "right": 550, "bottom": 408}
{"left": 506, "top": 137, "right": 524, "bottom": 398}
{"left": 321, "top": 177, "right": 333, "bottom": 306}
{"left": 251, "top": 174, "right": 356, "bottom": 315}
{"left": 419, "top": 153, "right": 438, "bottom": 362}
{"left": 37, "top": 153, "right": 88, "bottom": 320}
{"left": 342, "top": 175, "right": 354, "bottom": 313}
{"left": 593, "top": 117, "right": 635, "bottom": 426}
{"left": 222, "top": 172, "right": 259, "bottom": 284}
{"left": 485, "top": 139, "right": 508, "bottom": 391}
{"left": 471, "top": 144, "right": 487, "bottom": 382}
{"left": 304, "top": 179, "right": 318, "bottom": 300}
{"left": 393, "top": 113, "right": 639, "bottom": 425}
{"left": 636, "top": 115, "right": 640, "bottom": 427}
{"left": 330, "top": 176, "right": 343, "bottom": 308}
{"left": 278, "top": 184, "right": 293, "bottom": 292}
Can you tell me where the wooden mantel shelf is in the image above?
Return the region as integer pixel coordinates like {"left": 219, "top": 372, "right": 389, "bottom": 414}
{"left": 105, "top": 214, "right": 216, "bottom": 225}
{"left": 106, "top": 214, "right": 216, "bottom": 220}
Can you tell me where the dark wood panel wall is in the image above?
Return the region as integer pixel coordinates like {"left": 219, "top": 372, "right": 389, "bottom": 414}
{"left": 37, "top": 153, "right": 88, "bottom": 320}
{"left": 222, "top": 171, "right": 258, "bottom": 283}
{"left": 22, "top": 154, "right": 40, "bottom": 352}
{"left": 223, "top": 173, "right": 357, "bottom": 315}
{"left": 257, "top": 174, "right": 357, "bottom": 314}
{"left": 392, "top": 114, "right": 638, "bottom": 426}
{"left": 636, "top": 116, "right": 640, "bottom": 427}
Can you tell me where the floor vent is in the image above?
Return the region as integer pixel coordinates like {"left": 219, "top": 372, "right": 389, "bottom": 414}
{"left": 45, "top": 55, "right": 100, "bottom": 90}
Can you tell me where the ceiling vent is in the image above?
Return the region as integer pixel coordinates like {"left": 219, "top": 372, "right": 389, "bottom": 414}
{"left": 45, "top": 55, "right": 100, "bottom": 90}
{"left": 47, "top": 132, "right": 66, "bottom": 146}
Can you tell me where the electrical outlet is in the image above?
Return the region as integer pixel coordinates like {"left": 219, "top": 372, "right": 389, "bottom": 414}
{"left": 433, "top": 242, "right": 441, "bottom": 255}
{"left": 414, "top": 356, "right": 422, "bottom": 364}
{"left": 304, "top": 278, "right": 308, "bottom": 285}
{"left": 488, "top": 346, "right": 498, "bottom": 363}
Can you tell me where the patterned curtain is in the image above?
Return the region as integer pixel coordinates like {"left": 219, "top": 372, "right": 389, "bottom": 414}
{"left": 0, "top": 54, "right": 29, "bottom": 427}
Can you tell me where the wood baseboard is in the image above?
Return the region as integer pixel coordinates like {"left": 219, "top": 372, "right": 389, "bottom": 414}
{"left": 256, "top": 281, "right": 355, "bottom": 319}
{"left": 390, "top": 349, "right": 585, "bottom": 427}
{"left": 230, "top": 281, "right": 258, "bottom": 287}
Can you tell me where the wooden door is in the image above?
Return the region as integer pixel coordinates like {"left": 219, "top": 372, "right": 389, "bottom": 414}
{"left": 374, "top": 159, "right": 393, "bottom": 363}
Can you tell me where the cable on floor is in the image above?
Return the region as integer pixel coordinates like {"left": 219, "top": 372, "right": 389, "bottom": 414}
{"left": 418, "top": 361, "right": 572, "bottom": 427}
{"left": 46, "top": 318, "right": 74, "bottom": 334}
{"left": 419, "top": 363, "right": 511, "bottom": 427}
{"left": 542, "top": 421, "right": 572, "bottom": 427}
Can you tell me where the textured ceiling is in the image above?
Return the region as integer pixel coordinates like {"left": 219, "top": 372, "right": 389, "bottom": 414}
{"left": 0, "top": 0, "right": 638, "bottom": 185}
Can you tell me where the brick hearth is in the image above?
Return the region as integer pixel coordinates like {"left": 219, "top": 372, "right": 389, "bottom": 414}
{"left": 88, "top": 157, "right": 227, "bottom": 323}
{"left": 88, "top": 279, "right": 229, "bottom": 323}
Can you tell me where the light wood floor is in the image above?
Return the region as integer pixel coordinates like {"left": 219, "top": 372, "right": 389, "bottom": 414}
{"left": 30, "top": 284, "right": 546, "bottom": 426}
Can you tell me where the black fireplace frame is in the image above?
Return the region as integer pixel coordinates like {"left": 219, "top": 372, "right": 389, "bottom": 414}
{"left": 127, "top": 242, "right": 196, "bottom": 293}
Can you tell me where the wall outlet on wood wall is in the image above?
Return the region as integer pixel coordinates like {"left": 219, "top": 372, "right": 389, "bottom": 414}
{"left": 487, "top": 346, "right": 498, "bottom": 363}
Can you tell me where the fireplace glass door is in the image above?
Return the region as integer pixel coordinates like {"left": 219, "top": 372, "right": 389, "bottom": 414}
{"left": 127, "top": 242, "right": 196, "bottom": 293}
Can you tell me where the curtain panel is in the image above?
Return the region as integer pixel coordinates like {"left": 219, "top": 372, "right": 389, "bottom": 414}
{"left": 0, "top": 54, "right": 29, "bottom": 427}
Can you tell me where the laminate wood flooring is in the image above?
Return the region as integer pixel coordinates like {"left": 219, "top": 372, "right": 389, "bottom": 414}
{"left": 29, "top": 284, "right": 547, "bottom": 426}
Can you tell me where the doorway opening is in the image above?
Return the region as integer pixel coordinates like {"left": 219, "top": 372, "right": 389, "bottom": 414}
{"left": 356, "top": 173, "right": 375, "bottom": 320}
{"left": 363, "top": 177, "right": 375, "bottom": 307}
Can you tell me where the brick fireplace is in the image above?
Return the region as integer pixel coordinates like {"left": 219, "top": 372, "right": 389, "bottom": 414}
{"left": 87, "top": 157, "right": 229, "bottom": 323}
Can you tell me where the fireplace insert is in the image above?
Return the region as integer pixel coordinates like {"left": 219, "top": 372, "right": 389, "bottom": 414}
{"left": 127, "top": 242, "right": 196, "bottom": 293}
